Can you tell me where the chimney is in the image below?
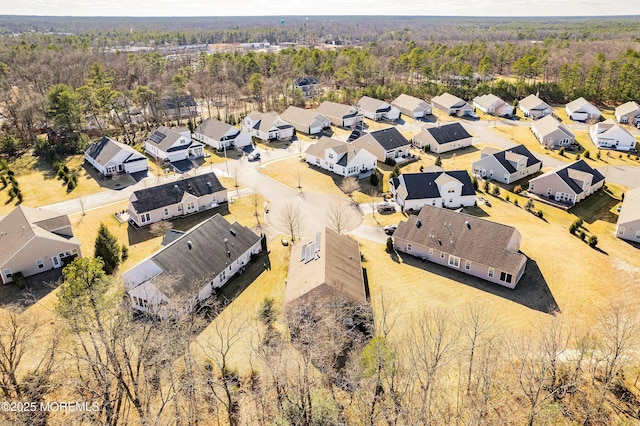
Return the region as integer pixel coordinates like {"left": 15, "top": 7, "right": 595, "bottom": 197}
{"left": 187, "top": 241, "right": 192, "bottom": 250}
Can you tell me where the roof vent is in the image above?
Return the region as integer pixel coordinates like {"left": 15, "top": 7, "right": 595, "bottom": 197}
{"left": 416, "top": 220, "right": 422, "bottom": 228}
{"left": 230, "top": 229, "right": 237, "bottom": 236}
{"left": 465, "top": 221, "right": 471, "bottom": 229}
{"left": 187, "top": 241, "right": 192, "bottom": 250}
{"left": 174, "top": 184, "right": 179, "bottom": 189}
{"left": 438, "top": 239, "right": 442, "bottom": 245}
{"left": 227, "top": 251, "right": 231, "bottom": 258}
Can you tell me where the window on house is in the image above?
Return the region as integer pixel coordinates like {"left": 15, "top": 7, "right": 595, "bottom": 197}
{"left": 328, "top": 153, "right": 334, "bottom": 160}
{"left": 448, "top": 255, "right": 460, "bottom": 268}
{"left": 177, "top": 205, "right": 183, "bottom": 212}
{"left": 488, "top": 268, "right": 494, "bottom": 278}
{"left": 617, "top": 227, "right": 625, "bottom": 236}
{"left": 465, "top": 260, "right": 471, "bottom": 270}
{"left": 36, "top": 259, "right": 44, "bottom": 269}
{"left": 221, "top": 270, "right": 226, "bottom": 281}
{"left": 636, "top": 230, "right": 640, "bottom": 240}
{"left": 448, "top": 187, "right": 455, "bottom": 193}
{"left": 429, "top": 248, "right": 433, "bottom": 255}
{"left": 187, "top": 202, "right": 195, "bottom": 211}
{"left": 164, "top": 207, "right": 169, "bottom": 216}
{"left": 141, "top": 213, "right": 151, "bottom": 223}
{"left": 500, "top": 271, "right": 513, "bottom": 284}
{"left": 406, "top": 243, "right": 412, "bottom": 252}
{"left": 3, "top": 269, "right": 11, "bottom": 278}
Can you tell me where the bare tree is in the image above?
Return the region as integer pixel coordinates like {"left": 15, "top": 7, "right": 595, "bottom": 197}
{"left": 150, "top": 220, "right": 173, "bottom": 237}
{"left": 326, "top": 200, "right": 351, "bottom": 234}
{"left": 278, "top": 201, "right": 303, "bottom": 242}
{"left": 251, "top": 187, "right": 262, "bottom": 224}
{"left": 340, "top": 175, "right": 361, "bottom": 203}
{"left": 368, "top": 187, "right": 381, "bottom": 225}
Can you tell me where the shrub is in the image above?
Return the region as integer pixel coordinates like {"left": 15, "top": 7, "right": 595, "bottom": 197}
{"left": 492, "top": 185, "right": 501, "bottom": 196}
{"left": 471, "top": 176, "right": 479, "bottom": 190}
{"left": 576, "top": 153, "right": 581, "bottom": 160}
{"left": 513, "top": 185, "right": 523, "bottom": 194}
{"left": 384, "top": 157, "right": 396, "bottom": 166}
{"left": 537, "top": 209, "right": 544, "bottom": 219}
{"left": 558, "top": 147, "right": 565, "bottom": 156}
{"left": 483, "top": 180, "right": 490, "bottom": 193}
{"left": 390, "top": 164, "right": 401, "bottom": 178}
{"left": 419, "top": 165, "right": 424, "bottom": 172}
{"left": 619, "top": 154, "right": 622, "bottom": 159}
{"left": 596, "top": 151, "right": 601, "bottom": 160}
{"left": 588, "top": 235, "right": 598, "bottom": 247}
{"left": 525, "top": 198, "right": 535, "bottom": 211}
{"left": 569, "top": 223, "right": 577, "bottom": 234}
{"left": 583, "top": 150, "right": 590, "bottom": 159}
{"left": 434, "top": 154, "right": 442, "bottom": 167}
{"left": 11, "top": 272, "right": 25, "bottom": 289}
{"left": 514, "top": 199, "right": 519, "bottom": 207}
{"left": 121, "top": 244, "right": 129, "bottom": 262}
{"left": 505, "top": 194, "right": 510, "bottom": 202}
{"left": 386, "top": 237, "right": 394, "bottom": 253}
{"left": 578, "top": 230, "right": 586, "bottom": 241}
{"left": 369, "top": 173, "right": 379, "bottom": 186}
{"left": 573, "top": 218, "right": 583, "bottom": 229}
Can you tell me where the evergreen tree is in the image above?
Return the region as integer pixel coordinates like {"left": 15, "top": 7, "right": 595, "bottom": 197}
{"left": 94, "top": 223, "right": 121, "bottom": 275}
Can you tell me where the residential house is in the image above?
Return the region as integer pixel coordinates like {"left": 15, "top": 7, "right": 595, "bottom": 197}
{"left": 531, "top": 115, "right": 575, "bottom": 149}
{"left": 391, "top": 94, "right": 432, "bottom": 118}
{"left": 122, "top": 214, "right": 262, "bottom": 317}
{"left": 615, "top": 101, "right": 640, "bottom": 126}
{"left": 128, "top": 172, "right": 227, "bottom": 227}
{"left": 84, "top": 136, "right": 149, "bottom": 176}
{"left": 589, "top": 119, "right": 637, "bottom": 151}
{"left": 285, "top": 228, "right": 367, "bottom": 307}
{"left": 472, "top": 94, "right": 514, "bottom": 117}
{"left": 412, "top": 122, "right": 473, "bottom": 154}
{"left": 304, "top": 136, "right": 377, "bottom": 177}
{"left": 192, "top": 118, "right": 251, "bottom": 151}
{"left": 528, "top": 160, "right": 605, "bottom": 206}
{"left": 316, "top": 101, "right": 362, "bottom": 128}
{"left": 471, "top": 144, "right": 542, "bottom": 184}
{"left": 431, "top": 93, "right": 474, "bottom": 116}
{"left": 355, "top": 96, "right": 400, "bottom": 121}
{"left": 518, "top": 94, "right": 553, "bottom": 119}
{"left": 393, "top": 205, "right": 527, "bottom": 288}
{"left": 280, "top": 106, "right": 331, "bottom": 135}
{"left": 390, "top": 169, "right": 476, "bottom": 211}
{"left": 351, "top": 127, "right": 411, "bottom": 162}
{"left": 144, "top": 126, "right": 205, "bottom": 170}
{"left": 153, "top": 95, "right": 198, "bottom": 121}
{"left": 565, "top": 97, "right": 601, "bottom": 122}
{"left": 293, "top": 77, "right": 321, "bottom": 98}
{"left": 241, "top": 111, "right": 294, "bottom": 142}
{"left": 616, "top": 187, "right": 640, "bottom": 242}
{"left": 0, "top": 206, "right": 82, "bottom": 284}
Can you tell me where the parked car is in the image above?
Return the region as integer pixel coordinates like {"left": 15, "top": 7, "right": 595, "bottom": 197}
{"left": 377, "top": 203, "right": 396, "bottom": 213}
{"left": 384, "top": 225, "right": 397, "bottom": 235}
{"left": 248, "top": 152, "right": 261, "bottom": 161}
{"left": 478, "top": 196, "right": 491, "bottom": 207}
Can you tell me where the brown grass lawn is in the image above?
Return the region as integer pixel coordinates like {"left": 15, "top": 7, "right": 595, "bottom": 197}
{"left": 261, "top": 156, "right": 344, "bottom": 197}
{"left": 359, "top": 184, "right": 640, "bottom": 338}
{"left": 0, "top": 154, "right": 108, "bottom": 216}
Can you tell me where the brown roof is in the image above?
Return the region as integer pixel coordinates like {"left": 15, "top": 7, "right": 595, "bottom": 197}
{"left": 194, "top": 118, "right": 236, "bottom": 140}
{"left": 394, "top": 205, "right": 525, "bottom": 275}
{"left": 316, "top": 101, "right": 357, "bottom": 122}
{"left": 519, "top": 94, "right": 550, "bottom": 111}
{"left": 285, "top": 228, "right": 366, "bottom": 305}
{"left": 0, "top": 206, "right": 75, "bottom": 267}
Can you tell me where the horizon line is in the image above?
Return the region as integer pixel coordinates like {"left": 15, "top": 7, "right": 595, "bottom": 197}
{"left": 1, "top": 14, "right": 640, "bottom": 19}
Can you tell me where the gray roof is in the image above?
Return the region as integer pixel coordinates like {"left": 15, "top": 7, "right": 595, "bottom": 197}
{"left": 393, "top": 170, "right": 475, "bottom": 200}
{"left": 432, "top": 93, "right": 468, "bottom": 109}
{"left": 247, "top": 111, "right": 293, "bottom": 133}
{"left": 316, "top": 101, "right": 357, "bottom": 124}
{"left": 305, "top": 136, "right": 368, "bottom": 167}
{"left": 194, "top": 118, "right": 238, "bottom": 140}
{"left": 618, "top": 187, "right": 640, "bottom": 226}
{"left": 146, "top": 126, "right": 186, "bottom": 152}
{"left": 392, "top": 94, "right": 431, "bottom": 113}
{"left": 519, "top": 94, "right": 550, "bottom": 111}
{"left": 472, "top": 94, "right": 504, "bottom": 110}
{"left": 420, "top": 122, "right": 472, "bottom": 145}
{"left": 131, "top": 172, "right": 226, "bottom": 214}
{"left": 533, "top": 115, "right": 574, "bottom": 138}
{"left": 285, "top": 228, "right": 366, "bottom": 305}
{"left": 158, "top": 95, "right": 196, "bottom": 110}
{"left": 566, "top": 97, "right": 600, "bottom": 115}
{"left": 394, "top": 205, "right": 526, "bottom": 275}
{"left": 149, "top": 214, "right": 260, "bottom": 297}
{"left": 356, "top": 96, "right": 390, "bottom": 113}
{"left": 85, "top": 136, "right": 146, "bottom": 167}
{"left": 280, "top": 106, "right": 327, "bottom": 129}
{"left": 0, "top": 206, "right": 75, "bottom": 267}
{"left": 356, "top": 127, "right": 410, "bottom": 151}
{"left": 616, "top": 101, "right": 640, "bottom": 116}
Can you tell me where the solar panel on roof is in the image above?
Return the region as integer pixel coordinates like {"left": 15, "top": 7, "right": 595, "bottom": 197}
{"left": 149, "top": 132, "right": 167, "bottom": 144}
{"left": 315, "top": 232, "right": 321, "bottom": 252}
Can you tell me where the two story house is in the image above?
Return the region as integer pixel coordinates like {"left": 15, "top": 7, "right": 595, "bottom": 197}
{"left": 589, "top": 119, "right": 637, "bottom": 151}
{"left": 528, "top": 160, "right": 605, "bottom": 206}
{"left": 304, "top": 136, "right": 377, "bottom": 177}
{"left": 193, "top": 118, "right": 251, "bottom": 151}
{"left": 144, "top": 126, "right": 204, "bottom": 170}
{"left": 471, "top": 144, "right": 542, "bottom": 184}
{"left": 242, "top": 111, "right": 294, "bottom": 142}
{"left": 390, "top": 169, "right": 476, "bottom": 211}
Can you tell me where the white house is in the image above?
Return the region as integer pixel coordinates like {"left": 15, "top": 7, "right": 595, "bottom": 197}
{"left": 280, "top": 106, "right": 331, "bottom": 135}
{"left": 431, "top": 93, "right": 474, "bottom": 116}
{"left": 241, "top": 111, "right": 295, "bottom": 142}
{"left": 391, "top": 94, "right": 432, "bottom": 118}
{"left": 84, "top": 136, "right": 148, "bottom": 176}
{"left": 128, "top": 172, "right": 227, "bottom": 227}
{"left": 355, "top": 96, "right": 400, "bottom": 121}
{"left": 472, "top": 94, "right": 514, "bottom": 117}
{"left": 531, "top": 115, "right": 575, "bottom": 149}
{"left": 471, "top": 144, "right": 542, "bottom": 184}
{"left": 518, "top": 94, "right": 553, "bottom": 119}
{"left": 565, "top": 97, "right": 601, "bottom": 122}
{"left": 351, "top": 127, "right": 411, "bottom": 162}
{"left": 616, "top": 187, "right": 640, "bottom": 243}
{"left": 615, "top": 101, "right": 640, "bottom": 126}
{"left": 122, "top": 214, "right": 262, "bottom": 318}
{"left": 316, "top": 101, "right": 362, "bottom": 128}
{"left": 390, "top": 169, "right": 476, "bottom": 211}
{"left": 144, "top": 126, "right": 204, "bottom": 168}
{"left": 589, "top": 119, "right": 637, "bottom": 151}
{"left": 412, "top": 122, "right": 473, "bottom": 154}
{"left": 193, "top": 118, "right": 251, "bottom": 150}
{"left": 304, "top": 136, "right": 377, "bottom": 177}
{"left": 528, "top": 160, "right": 605, "bottom": 206}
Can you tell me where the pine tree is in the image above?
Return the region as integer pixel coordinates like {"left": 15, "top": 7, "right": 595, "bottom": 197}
{"left": 94, "top": 223, "right": 121, "bottom": 275}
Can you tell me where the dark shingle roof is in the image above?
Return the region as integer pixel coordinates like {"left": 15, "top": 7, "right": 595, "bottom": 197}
{"left": 131, "top": 172, "right": 226, "bottom": 214}
{"left": 85, "top": 136, "right": 145, "bottom": 167}
{"left": 555, "top": 160, "right": 605, "bottom": 194}
{"left": 366, "top": 127, "right": 410, "bottom": 151}
{"left": 425, "top": 123, "right": 472, "bottom": 145}
{"left": 394, "top": 205, "right": 525, "bottom": 275}
{"left": 150, "top": 214, "right": 260, "bottom": 297}
{"left": 491, "top": 144, "right": 541, "bottom": 173}
{"left": 398, "top": 171, "right": 475, "bottom": 200}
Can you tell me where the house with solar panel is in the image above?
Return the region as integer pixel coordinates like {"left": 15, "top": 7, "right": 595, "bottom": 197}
{"left": 528, "top": 160, "right": 605, "bottom": 206}
{"left": 471, "top": 145, "right": 542, "bottom": 184}
{"left": 412, "top": 122, "right": 473, "bottom": 154}
{"left": 84, "top": 136, "right": 149, "bottom": 177}
{"left": 242, "top": 111, "right": 295, "bottom": 142}
{"left": 122, "top": 213, "right": 262, "bottom": 318}
{"left": 390, "top": 169, "right": 476, "bottom": 211}
{"left": 144, "top": 126, "right": 204, "bottom": 172}
{"left": 127, "top": 172, "right": 227, "bottom": 227}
